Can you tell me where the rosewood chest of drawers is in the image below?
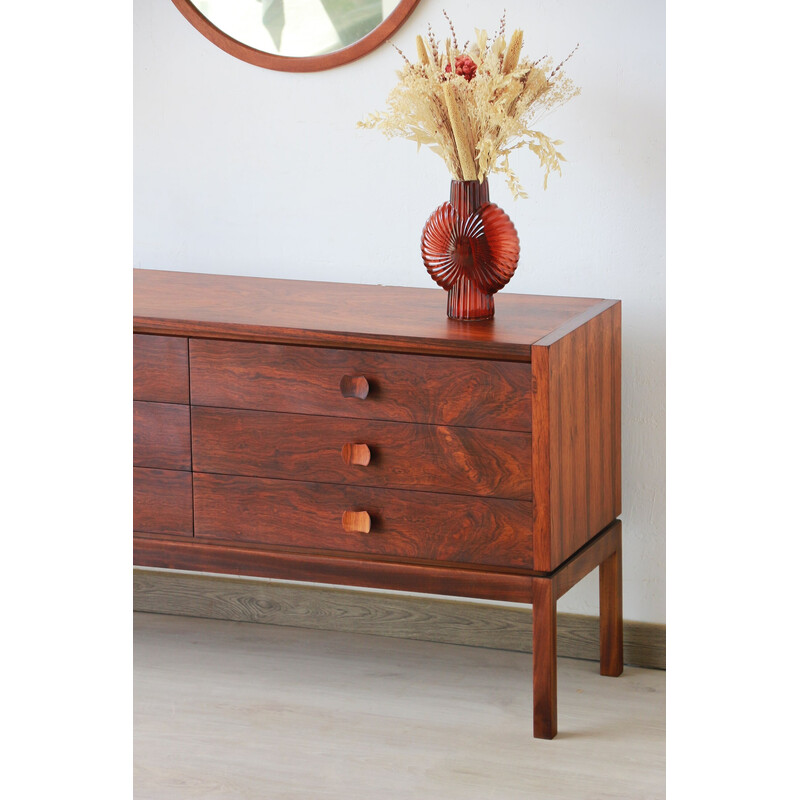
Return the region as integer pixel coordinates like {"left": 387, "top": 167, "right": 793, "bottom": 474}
{"left": 133, "top": 268, "right": 623, "bottom": 739}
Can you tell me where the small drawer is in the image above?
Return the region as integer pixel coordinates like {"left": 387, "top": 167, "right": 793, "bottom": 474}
{"left": 133, "top": 401, "right": 191, "bottom": 471}
{"left": 134, "top": 334, "right": 189, "bottom": 403}
{"left": 191, "top": 407, "right": 532, "bottom": 501}
{"left": 193, "top": 473, "right": 533, "bottom": 569}
{"left": 133, "top": 467, "right": 193, "bottom": 536}
{"left": 189, "top": 339, "right": 531, "bottom": 431}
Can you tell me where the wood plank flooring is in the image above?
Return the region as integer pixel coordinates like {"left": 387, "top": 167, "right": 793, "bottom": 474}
{"left": 134, "top": 612, "right": 665, "bottom": 799}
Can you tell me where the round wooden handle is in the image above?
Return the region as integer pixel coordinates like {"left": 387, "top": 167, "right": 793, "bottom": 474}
{"left": 342, "top": 510, "right": 371, "bottom": 534}
{"left": 341, "top": 443, "right": 371, "bottom": 466}
{"left": 340, "top": 375, "right": 370, "bottom": 399}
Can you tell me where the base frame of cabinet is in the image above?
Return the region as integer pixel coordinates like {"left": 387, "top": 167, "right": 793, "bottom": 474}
{"left": 135, "top": 519, "right": 622, "bottom": 739}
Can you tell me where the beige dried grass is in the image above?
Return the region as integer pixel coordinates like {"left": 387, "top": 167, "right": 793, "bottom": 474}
{"left": 358, "top": 14, "right": 580, "bottom": 198}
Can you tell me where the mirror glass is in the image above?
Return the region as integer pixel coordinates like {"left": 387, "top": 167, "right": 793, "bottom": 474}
{"left": 193, "top": 0, "right": 404, "bottom": 58}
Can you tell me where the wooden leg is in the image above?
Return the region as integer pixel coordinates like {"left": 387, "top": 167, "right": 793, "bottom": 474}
{"left": 532, "top": 576, "right": 557, "bottom": 739}
{"left": 599, "top": 525, "right": 623, "bottom": 677}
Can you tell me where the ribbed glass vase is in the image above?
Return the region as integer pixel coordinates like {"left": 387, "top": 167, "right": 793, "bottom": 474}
{"left": 421, "top": 179, "right": 520, "bottom": 320}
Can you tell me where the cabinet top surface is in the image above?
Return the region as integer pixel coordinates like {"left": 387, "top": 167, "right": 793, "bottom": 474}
{"left": 133, "top": 269, "right": 617, "bottom": 361}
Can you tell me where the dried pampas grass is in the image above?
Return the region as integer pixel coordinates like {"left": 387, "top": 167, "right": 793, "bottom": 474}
{"left": 358, "top": 12, "right": 580, "bottom": 198}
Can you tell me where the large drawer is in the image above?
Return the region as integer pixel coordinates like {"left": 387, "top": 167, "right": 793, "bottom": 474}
{"left": 191, "top": 406, "right": 532, "bottom": 501}
{"left": 133, "top": 467, "right": 193, "bottom": 536}
{"left": 133, "top": 401, "right": 191, "bottom": 471}
{"left": 193, "top": 472, "right": 533, "bottom": 569}
{"left": 189, "top": 339, "right": 531, "bottom": 431}
{"left": 134, "top": 334, "right": 189, "bottom": 403}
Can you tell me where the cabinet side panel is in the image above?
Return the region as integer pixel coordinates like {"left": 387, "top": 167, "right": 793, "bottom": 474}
{"left": 612, "top": 303, "right": 622, "bottom": 517}
{"left": 587, "top": 306, "right": 620, "bottom": 533}
{"left": 531, "top": 347, "right": 552, "bottom": 571}
{"left": 544, "top": 303, "right": 621, "bottom": 567}
{"left": 553, "top": 330, "right": 589, "bottom": 564}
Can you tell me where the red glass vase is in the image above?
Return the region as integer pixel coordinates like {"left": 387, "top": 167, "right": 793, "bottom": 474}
{"left": 421, "top": 179, "right": 520, "bottom": 320}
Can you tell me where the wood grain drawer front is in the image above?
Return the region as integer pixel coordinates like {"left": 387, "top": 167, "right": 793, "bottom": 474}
{"left": 193, "top": 473, "right": 533, "bottom": 569}
{"left": 191, "top": 407, "right": 532, "bottom": 501}
{"left": 134, "top": 334, "right": 189, "bottom": 403}
{"left": 133, "top": 402, "right": 191, "bottom": 471}
{"left": 133, "top": 467, "right": 193, "bottom": 536}
{"left": 189, "top": 339, "right": 531, "bottom": 431}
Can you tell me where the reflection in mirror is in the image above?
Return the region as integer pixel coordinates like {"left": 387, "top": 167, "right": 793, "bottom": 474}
{"left": 193, "top": 0, "right": 402, "bottom": 58}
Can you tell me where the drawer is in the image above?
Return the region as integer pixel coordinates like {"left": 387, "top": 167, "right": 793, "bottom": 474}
{"left": 194, "top": 473, "right": 533, "bottom": 569}
{"left": 133, "top": 467, "right": 193, "bottom": 536}
{"left": 134, "top": 334, "right": 189, "bottom": 403}
{"left": 191, "top": 407, "right": 532, "bottom": 501}
{"left": 133, "top": 401, "right": 191, "bottom": 470}
{"left": 189, "top": 339, "right": 531, "bottom": 431}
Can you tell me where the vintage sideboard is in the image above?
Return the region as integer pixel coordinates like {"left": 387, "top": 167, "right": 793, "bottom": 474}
{"left": 133, "top": 268, "right": 622, "bottom": 739}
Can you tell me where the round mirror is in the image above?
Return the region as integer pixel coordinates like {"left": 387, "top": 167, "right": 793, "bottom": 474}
{"left": 172, "top": 0, "right": 422, "bottom": 72}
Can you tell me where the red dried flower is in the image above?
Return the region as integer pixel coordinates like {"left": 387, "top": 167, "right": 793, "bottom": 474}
{"left": 444, "top": 54, "right": 477, "bottom": 81}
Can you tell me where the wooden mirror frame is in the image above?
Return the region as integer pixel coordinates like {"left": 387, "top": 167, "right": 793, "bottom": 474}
{"left": 171, "top": 0, "right": 422, "bottom": 72}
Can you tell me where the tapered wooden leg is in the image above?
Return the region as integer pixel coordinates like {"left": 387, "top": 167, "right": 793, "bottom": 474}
{"left": 532, "top": 576, "right": 557, "bottom": 739}
{"left": 599, "top": 525, "right": 623, "bottom": 677}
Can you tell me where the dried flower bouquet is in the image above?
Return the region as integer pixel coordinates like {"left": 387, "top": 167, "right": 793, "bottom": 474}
{"left": 359, "top": 13, "right": 580, "bottom": 198}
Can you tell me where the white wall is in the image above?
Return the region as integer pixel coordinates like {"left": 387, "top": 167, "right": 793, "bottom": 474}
{"left": 134, "top": 0, "right": 665, "bottom": 624}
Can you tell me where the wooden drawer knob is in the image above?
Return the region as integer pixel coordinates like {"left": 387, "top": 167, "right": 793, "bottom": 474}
{"left": 342, "top": 510, "right": 371, "bottom": 534}
{"left": 341, "top": 443, "right": 371, "bottom": 466}
{"left": 340, "top": 375, "right": 369, "bottom": 399}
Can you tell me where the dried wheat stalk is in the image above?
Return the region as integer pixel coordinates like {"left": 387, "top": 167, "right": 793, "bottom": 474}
{"left": 358, "top": 14, "right": 580, "bottom": 198}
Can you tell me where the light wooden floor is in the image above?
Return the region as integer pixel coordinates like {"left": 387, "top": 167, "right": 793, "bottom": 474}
{"left": 134, "top": 612, "right": 665, "bottom": 799}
